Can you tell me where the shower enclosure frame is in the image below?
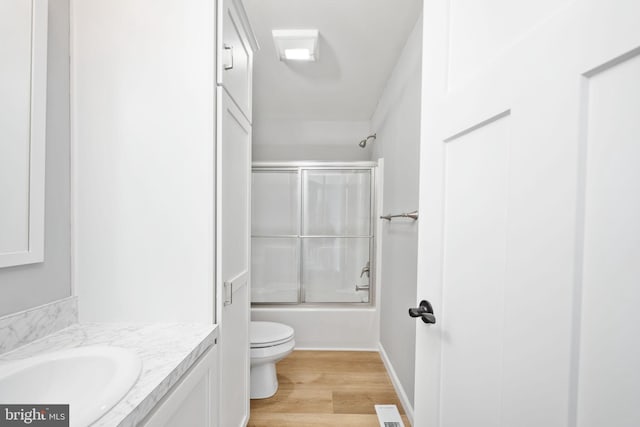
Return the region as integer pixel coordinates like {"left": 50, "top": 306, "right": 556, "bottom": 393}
{"left": 251, "top": 161, "right": 377, "bottom": 307}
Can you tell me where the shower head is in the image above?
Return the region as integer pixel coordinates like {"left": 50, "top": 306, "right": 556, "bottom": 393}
{"left": 358, "top": 133, "right": 377, "bottom": 148}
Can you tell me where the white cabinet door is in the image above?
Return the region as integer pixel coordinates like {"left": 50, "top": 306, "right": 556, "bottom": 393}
{"left": 413, "top": 1, "right": 640, "bottom": 426}
{"left": 217, "top": 0, "right": 253, "bottom": 122}
{"left": 216, "top": 88, "right": 251, "bottom": 427}
{"left": 141, "top": 344, "right": 218, "bottom": 427}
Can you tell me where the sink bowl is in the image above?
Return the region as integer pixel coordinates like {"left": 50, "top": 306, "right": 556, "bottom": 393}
{"left": 0, "top": 346, "right": 142, "bottom": 427}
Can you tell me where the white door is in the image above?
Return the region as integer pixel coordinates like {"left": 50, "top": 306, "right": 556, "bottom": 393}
{"left": 414, "top": 0, "right": 640, "bottom": 426}
{"left": 216, "top": 88, "right": 251, "bottom": 427}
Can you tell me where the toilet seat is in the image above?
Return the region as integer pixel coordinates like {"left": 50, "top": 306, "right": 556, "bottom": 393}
{"left": 250, "top": 338, "right": 295, "bottom": 360}
{"left": 251, "top": 321, "right": 294, "bottom": 348}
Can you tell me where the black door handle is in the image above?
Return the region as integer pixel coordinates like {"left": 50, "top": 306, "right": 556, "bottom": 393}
{"left": 409, "top": 300, "right": 436, "bottom": 324}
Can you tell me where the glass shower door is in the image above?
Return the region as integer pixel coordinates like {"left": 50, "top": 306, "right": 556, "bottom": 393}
{"left": 301, "top": 169, "right": 372, "bottom": 303}
{"left": 251, "top": 170, "right": 299, "bottom": 303}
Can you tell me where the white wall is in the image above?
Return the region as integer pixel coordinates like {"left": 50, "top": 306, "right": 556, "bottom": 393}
{"left": 0, "top": 0, "right": 71, "bottom": 316}
{"left": 371, "top": 16, "right": 423, "bottom": 408}
{"left": 72, "top": 0, "right": 216, "bottom": 322}
{"left": 252, "top": 118, "right": 371, "bottom": 161}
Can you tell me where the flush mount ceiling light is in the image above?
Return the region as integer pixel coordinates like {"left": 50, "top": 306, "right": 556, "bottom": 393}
{"left": 272, "top": 29, "right": 319, "bottom": 62}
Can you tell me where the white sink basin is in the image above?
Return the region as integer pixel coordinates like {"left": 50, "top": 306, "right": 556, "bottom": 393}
{"left": 0, "top": 346, "right": 142, "bottom": 427}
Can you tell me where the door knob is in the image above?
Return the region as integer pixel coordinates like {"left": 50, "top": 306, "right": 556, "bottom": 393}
{"left": 409, "top": 300, "right": 436, "bottom": 324}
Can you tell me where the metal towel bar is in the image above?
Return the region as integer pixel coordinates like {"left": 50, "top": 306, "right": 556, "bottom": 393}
{"left": 380, "top": 210, "right": 418, "bottom": 221}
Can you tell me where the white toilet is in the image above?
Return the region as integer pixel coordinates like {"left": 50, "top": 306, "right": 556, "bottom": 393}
{"left": 250, "top": 321, "right": 295, "bottom": 399}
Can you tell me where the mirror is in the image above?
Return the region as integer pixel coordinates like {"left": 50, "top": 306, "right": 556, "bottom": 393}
{"left": 0, "top": 0, "right": 48, "bottom": 268}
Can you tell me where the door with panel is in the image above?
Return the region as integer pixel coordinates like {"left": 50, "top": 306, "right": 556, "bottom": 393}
{"left": 216, "top": 1, "right": 255, "bottom": 425}
{"left": 217, "top": 0, "right": 253, "bottom": 121}
{"left": 216, "top": 88, "right": 251, "bottom": 427}
{"left": 413, "top": 1, "right": 640, "bottom": 426}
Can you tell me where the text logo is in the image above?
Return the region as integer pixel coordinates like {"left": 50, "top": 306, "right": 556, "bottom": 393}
{"left": 0, "top": 405, "right": 68, "bottom": 427}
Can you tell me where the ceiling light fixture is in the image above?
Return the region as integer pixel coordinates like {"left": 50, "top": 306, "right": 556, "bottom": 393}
{"left": 272, "top": 29, "right": 319, "bottom": 62}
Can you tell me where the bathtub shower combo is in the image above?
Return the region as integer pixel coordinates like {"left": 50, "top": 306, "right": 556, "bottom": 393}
{"left": 248, "top": 162, "right": 376, "bottom": 398}
{"left": 251, "top": 162, "right": 376, "bottom": 305}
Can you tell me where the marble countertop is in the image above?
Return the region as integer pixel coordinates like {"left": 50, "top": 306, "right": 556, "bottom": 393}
{"left": 0, "top": 322, "right": 218, "bottom": 427}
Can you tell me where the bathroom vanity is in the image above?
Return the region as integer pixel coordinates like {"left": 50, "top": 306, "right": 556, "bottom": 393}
{"left": 0, "top": 304, "right": 218, "bottom": 427}
{"left": 140, "top": 330, "right": 218, "bottom": 427}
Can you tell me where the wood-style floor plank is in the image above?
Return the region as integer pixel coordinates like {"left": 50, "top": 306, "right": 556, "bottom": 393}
{"left": 250, "top": 389, "right": 333, "bottom": 414}
{"left": 249, "top": 350, "right": 410, "bottom": 426}
{"left": 332, "top": 391, "right": 405, "bottom": 415}
{"left": 248, "top": 413, "right": 411, "bottom": 427}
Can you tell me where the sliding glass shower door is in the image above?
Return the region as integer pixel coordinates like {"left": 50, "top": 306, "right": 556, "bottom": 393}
{"left": 251, "top": 164, "right": 374, "bottom": 304}
{"left": 301, "top": 169, "right": 372, "bottom": 303}
{"left": 251, "top": 170, "right": 299, "bottom": 303}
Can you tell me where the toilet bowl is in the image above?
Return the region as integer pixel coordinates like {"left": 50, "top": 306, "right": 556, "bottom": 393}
{"left": 250, "top": 321, "right": 295, "bottom": 399}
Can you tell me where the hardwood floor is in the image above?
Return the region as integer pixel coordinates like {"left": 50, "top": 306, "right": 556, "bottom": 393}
{"left": 248, "top": 351, "right": 410, "bottom": 427}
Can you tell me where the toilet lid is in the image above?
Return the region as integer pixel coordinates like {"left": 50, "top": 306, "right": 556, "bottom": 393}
{"left": 251, "top": 321, "right": 294, "bottom": 348}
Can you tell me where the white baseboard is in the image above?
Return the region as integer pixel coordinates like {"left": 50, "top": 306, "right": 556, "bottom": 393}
{"left": 294, "top": 347, "right": 379, "bottom": 352}
{"left": 378, "top": 342, "right": 414, "bottom": 426}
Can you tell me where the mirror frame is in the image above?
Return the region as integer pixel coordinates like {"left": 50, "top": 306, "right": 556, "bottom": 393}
{"left": 0, "top": 0, "right": 48, "bottom": 268}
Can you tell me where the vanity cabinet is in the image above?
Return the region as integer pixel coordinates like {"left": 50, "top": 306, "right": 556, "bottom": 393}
{"left": 141, "top": 343, "right": 218, "bottom": 427}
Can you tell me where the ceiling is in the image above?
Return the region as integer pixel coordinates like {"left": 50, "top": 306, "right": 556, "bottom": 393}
{"left": 243, "top": 0, "right": 423, "bottom": 122}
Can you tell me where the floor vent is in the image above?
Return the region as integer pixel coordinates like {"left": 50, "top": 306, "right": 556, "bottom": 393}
{"left": 375, "top": 404, "right": 405, "bottom": 427}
